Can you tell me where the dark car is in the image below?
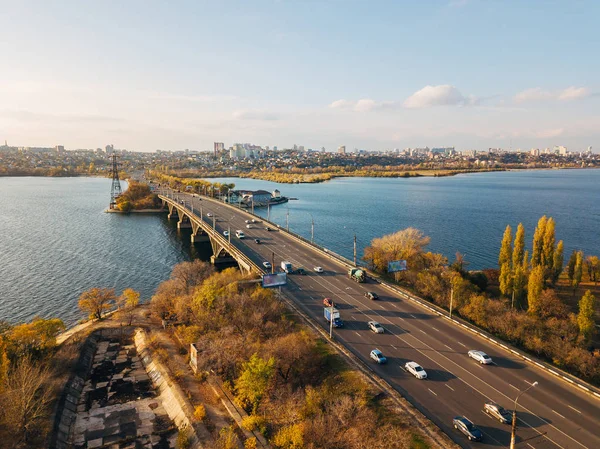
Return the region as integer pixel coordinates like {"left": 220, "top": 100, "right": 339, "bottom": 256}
{"left": 254, "top": 238, "right": 261, "bottom": 244}
{"left": 296, "top": 268, "right": 307, "bottom": 275}
{"left": 453, "top": 416, "right": 483, "bottom": 442}
{"left": 483, "top": 402, "right": 511, "bottom": 424}
{"left": 365, "top": 291, "right": 379, "bottom": 300}
{"left": 265, "top": 226, "right": 272, "bottom": 231}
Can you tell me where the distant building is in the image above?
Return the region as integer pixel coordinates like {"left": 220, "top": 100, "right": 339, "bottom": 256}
{"left": 214, "top": 142, "right": 224, "bottom": 158}
{"left": 55, "top": 145, "right": 65, "bottom": 153}
{"left": 530, "top": 148, "right": 540, "bottom": 156}
{"left": 337, "top": 145, "right": 346, "bottom": 154}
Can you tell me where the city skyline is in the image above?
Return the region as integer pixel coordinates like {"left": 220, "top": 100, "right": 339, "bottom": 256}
{"left": 1, "top": 0, "right": 599, "bottom": 152}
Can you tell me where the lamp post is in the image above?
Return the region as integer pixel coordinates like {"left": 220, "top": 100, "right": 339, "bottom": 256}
{"left": 510, "top": 381, "right": 538, "bottom": 449}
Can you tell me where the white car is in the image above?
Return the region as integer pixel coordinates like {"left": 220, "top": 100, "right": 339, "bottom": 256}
{"left": 245, "top": 219, "right": 250, "bottom": 223}
{"left": 263, "top": 261, "right": 272, "bottom": 269}
{"left": 223, "top": 230, "right": 230, "bottom": 237}
{"left": 251, "top": 219, "right": 257, "bottom": 223}
{"left": 368, "top": 321, "right": 384, "bottom": 334}
{"left": 405, "top": 361, "right": 427, "bottom": 379}
{"left": 246, "top": 224, "right": 252, "bottom": 229}
{"left": 206, "top": 212, "right": 213, "bottom": 217}
{"left": 468, "top": 350, "right": 493, "bottom": 365}
{"left": 314, "top": 266, "right": 324, "bottom": 273}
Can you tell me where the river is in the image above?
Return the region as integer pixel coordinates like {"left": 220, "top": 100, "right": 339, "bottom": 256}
{"left": 1, "top": 169, "right": 598, "bottom": 325}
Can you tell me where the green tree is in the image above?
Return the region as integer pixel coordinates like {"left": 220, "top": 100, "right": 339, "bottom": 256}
{"left": 499, "top": 225, "right": 512, "bottom": 268}
{"left": 236, "top": 353, "right": 275, "bottom": 412}
{"left": 512, "top": 223, "right": 525, "bottom": 268}
{"left": 567, "top": 250, "right": 578, "bottom": 282}
{"left": 577, "top": 290, "right": 596, "bottom": 342}
{"left": 573, "top": 251, "right": 584, "bottom": 290}
{"left": 531, "top": 216, "right": 548, "bottom": 267}
{"left": 499, "top": 262, "right": 513, "bottom": 297}
{"left": 527, "top": 265, "right": 544, "bottom": 315}
{"left": 78, "top": 287, "right": 116, "bottom": 320}
{"left": 552, "top": 240, "right": 564, "bottom": 284}
{"left": 542, "top": 217, "right": 556, "bottom": 269}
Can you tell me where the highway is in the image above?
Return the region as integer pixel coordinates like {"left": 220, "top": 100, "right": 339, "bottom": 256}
{"left": 164, "top": 190, "right": 600, "bottom": 449}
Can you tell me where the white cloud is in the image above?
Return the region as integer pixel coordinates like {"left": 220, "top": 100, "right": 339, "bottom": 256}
{"left": 403, "top": 85, "right": 470, "bottom": 108}
{"left": 558, "top": 86, "right": 590, "bottom": 101}
{"left": 514, "top": 86, "right": 590, "bottom": 103}
{"left": 329, "top": 98, "right": 396, "bottom": 112}
{"left": 232, "top": 110, "right": 279, "bottom": 121}
{"left": 535, "top": 128, "right": 565, "bottom": 138}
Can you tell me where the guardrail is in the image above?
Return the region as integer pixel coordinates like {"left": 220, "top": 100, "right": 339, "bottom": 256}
{"left": 161, "top": 188, "right": 600, "bottom": 400}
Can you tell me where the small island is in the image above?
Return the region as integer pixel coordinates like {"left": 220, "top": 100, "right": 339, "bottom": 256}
{"left": 109, "top": 181, "right": 164, "bottom": 213}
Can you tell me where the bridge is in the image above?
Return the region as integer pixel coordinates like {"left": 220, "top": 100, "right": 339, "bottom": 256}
{"left": 158, "top": 189, "right": 600, "bottom": 449}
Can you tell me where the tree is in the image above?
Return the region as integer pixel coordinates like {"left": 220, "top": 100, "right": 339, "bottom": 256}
{"left": 499, "top": 225, "right": 512, "bottom": 268}
{"left": 585, "top": 255, "right": 599, "bottom": 284}
{"left": 512, "top": 223, "right": 525, "bottom": 268}
{"left": 527, "top": 265, "right": 544, "bottom": 315}
{"left": 512, "top": 264, "right": 527, "bottom": 307}
{"left": 542, "top": 217, "right": 556, "bottom": 269}
{"left": 7, "top": 317, "right": 65, "bottom": 360}
{"left": 78, "top": 287, "right": 116, "bottom": 320}
{"left": 118, "top": 288, "right": 140, "bottom": 326}
{"left": 573, "top": 251, "right": 584, "bottom": 290}
{"left": 171, "top": 260, "right": 215, "bottom": 294}
{"left": 552, "top": 240, "right": 564, "bottom": 284}
{"left": 235, "top": 353, "right": 275, "bottom": 412}
{"left": 0, "top": 357, "right": 52, "bottom": 444}
{"left": 577, "top": 290, "right": 596, "bottom": 342}
{"left": 363, "top": 228, "right": 431, "bottom": 273}
{"left": 567, "top": 250, "right": 578, "bottom": 282}
{"left": 499, "top": 262, "right": 513, "bottom": 297}
{"left": 531, "top": 216, "right": 548, "bottom": 267}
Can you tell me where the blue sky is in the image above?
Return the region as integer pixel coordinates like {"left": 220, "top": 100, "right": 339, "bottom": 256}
{"left": 1, "top": 0, "right": 598, "bottom": 152}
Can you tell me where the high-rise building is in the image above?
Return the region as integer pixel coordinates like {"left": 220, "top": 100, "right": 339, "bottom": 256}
{"left": 214, "top": 142, "right": 224, "bottom": 157}
{"left": 337, "top": 145, "right": 346, "bottom": 154}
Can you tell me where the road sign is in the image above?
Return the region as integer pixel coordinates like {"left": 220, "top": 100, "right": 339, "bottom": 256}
{"left": 388, "top": 260, "right": 407, "bottom": 273}
{"left": 262, "top": 272, "right": 287, "bottom": 288}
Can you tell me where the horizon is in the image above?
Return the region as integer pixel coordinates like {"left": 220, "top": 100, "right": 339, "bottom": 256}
{"left": 1, "top": 0, "right": 598, "bottom": 152}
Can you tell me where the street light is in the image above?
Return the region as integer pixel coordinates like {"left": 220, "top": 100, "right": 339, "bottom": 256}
{"left": 510, "top": 381, "right": 538, "bottom": 449}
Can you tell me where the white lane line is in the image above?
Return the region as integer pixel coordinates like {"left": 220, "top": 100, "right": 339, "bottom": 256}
{"left": 527, "top": 444, "right": 536, "bottom": 449}
{"left": 428, "top": 388, "right": 438, "bottom": 396}
{"left": 399, "top": 365, "right": 407, "bottom": 372}
{"left": 509, "top": 384, "right": 519, "bottom": 390}
{"left": 351, "top": 315, "right": 357, "bottom": 320}
{"left": 391, "top": 303, "right": 399, "bottom": 308}
{"left": 354, "top": 332, "right": 362, "bottom": 338}
{"left": 457, "top": 341, "right": 467, "bottom": 348}
{"left": 444, "top": 344, "right": 453, "bottom": 350}
{"left": 392, "top": 345, "right": 398, "bottom": 350}
{"left": 445, "top": 384, "right": 455, "bottom": 392}
{"left": 568, "top": 405, "right": 582, "bottom": 414}
{"left": 431, "top": 326, "right": 440, "bottom": 332}
{"left": 409, "top": 314, "right": 417, "bottom": 318}
{"left": 297, "top": 287, "right": 302, "bottom": 290}
{"left": 552, "top": 409, "right": 566, "bottom": 419}
{"left": 419, "top": 329, "right": 427, "bottom": 334}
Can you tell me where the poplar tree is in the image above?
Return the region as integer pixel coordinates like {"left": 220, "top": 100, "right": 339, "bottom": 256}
{"left": 531, "top": 216, "right": 548, "bottom": 268}
{"left": 499, "top": 262, "right": 513, "bottom": 296}
{"left": 499, "top": 225, "right": 512, "bottom": 268}
{"left": 513, "top": 264, "right": 527, "bottom": 305}
{"left": 573, "top": 251, "right": 584, "bottom": 289}
{"left": 512, "top": 223, "right": 525, "bottom": 268}
{"left": 527, "top": 265, "right": 544, "bottom": 315}
{"left": 577, "top": 290, "right": 596, "bottom": 342}
{"left": 567, "top": 250, "right": 578, "bottom": 282}
{"left": 552, "top": 240, "right": 564, "bottom": 284}
{"left": 542, "top": 217, "right": 556, "bottom": 269}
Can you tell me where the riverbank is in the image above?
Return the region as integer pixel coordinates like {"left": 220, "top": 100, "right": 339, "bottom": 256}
{"left": 105, "top": 208, "right": 166, "bottom": 214}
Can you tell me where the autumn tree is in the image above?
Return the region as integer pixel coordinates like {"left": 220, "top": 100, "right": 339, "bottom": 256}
{"left": 585, "top": 256, "right": 599, "bottom": 284}
{"left": 363, "top": 228, "right": 430, "bottom": 273}
{"left": 577, "top": 290, "right": 596, "bottom": 343}
{"left": 573, "top": 251, "right": 584, "bottom": 290}
{"left": 567, "top": 250, "right": 578, "bottom": 282}
{"left": 512, "top": 263, "right": 527, "bottom": 307}
{"left": 551, "top": 240, "right": 564, "bottom": 284}
{"left": 118, "top": 288, "right": 140, "bottom": 326}
{"left": 78, "top": 287, "right": 116, "bottom": 320}
{"left": 512, "top": 223, "right": 525, "bottom": 268}
{"left": 499, "top": 262, "right": 513, "bottom": 297}
{"left": 6, "top": 317, "right": 65, "bottom": 360}
{"left": 527, "top": 265, "right": 544, "bottom": 315}
{"left": 499, "top": 225, "right": 512, "bottom": 268}
{"left": 542, "top": 217, "right": 556, "bottom": 269}
{"left": 236, "top": 353, "right": 275, "bottom": 412}
{"left": 531, "top": 216, "right": 548, "bottom": 268}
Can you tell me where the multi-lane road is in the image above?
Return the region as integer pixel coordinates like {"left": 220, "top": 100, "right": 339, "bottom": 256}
{"left": 164, "top": 190, "right": 600, "bottom": 449}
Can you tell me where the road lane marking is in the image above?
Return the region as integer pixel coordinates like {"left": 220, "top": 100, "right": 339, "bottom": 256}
{"left": 527, "top": 444, "right": 535, "bottom": 449}
{"left": 568, "top": 405, "right": 582, "bottom": 414}
{"left": 445, "top": 384, "right": 455, "bottom": 392}
{"left": 552, "top": 409, "right": 566, "bottom": 419}
{"left": 409, "top": 314, "right": 417, "bottom": 318}
{"left": 391, "top": 303, "right": 399, "bottom": 308}
{"left": 419, "top": 329, "right": 427, "bottom": 334}
{"left": 444, "top": 344, "right": 453, "bottom": 350}
{"left": 509, "top": 384, "right": 519, "bottom": 390}
{"left": 428, "top": 388, "right": 437, "bottom": 396}
{"left": 392, "top": 345, "right": 398, "bottom": 350}
{"left": 354, "top": 332, "right": 362, "bottom": 338}
{"left": 457, "top": 341, "right": 467, "bottom": 348}
{"left": 432, "top": 326, "right": 440, "bottom": 332}
{"left": 351, "top": 315, "right": 357, "bottom": 320}
{"left": 399, "top": 365, "right": 407, "bottom": 372}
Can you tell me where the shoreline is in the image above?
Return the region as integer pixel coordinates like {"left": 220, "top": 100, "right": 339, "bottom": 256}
{"left": 105, "top": 208, "right": 166, "bottom": 214}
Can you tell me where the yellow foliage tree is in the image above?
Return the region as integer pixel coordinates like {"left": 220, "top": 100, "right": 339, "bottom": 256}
{"left": 78, "top": 287, "right": 116, "bottom": 320}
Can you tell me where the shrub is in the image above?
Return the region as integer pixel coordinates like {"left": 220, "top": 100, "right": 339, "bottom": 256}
{"left": 193, "top": 404, "right": 206, "bottom": 422}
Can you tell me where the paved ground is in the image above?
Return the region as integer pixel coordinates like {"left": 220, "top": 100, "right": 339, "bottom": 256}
{"left": 72, "top": 334, "right": 177, "bottom": 449}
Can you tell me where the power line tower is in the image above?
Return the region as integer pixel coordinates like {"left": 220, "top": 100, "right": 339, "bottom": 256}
{"left": 109, "top": 154, "right": 122, "bottom": 209}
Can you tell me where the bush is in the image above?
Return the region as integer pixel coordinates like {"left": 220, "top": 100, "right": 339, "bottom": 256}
{"left": 193, "top": 404, "right": 207, "bottom": 422}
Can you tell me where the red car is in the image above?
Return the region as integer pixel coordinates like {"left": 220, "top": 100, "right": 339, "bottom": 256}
{"left": 323, "top": 298, "right": 334, "bottom": 307}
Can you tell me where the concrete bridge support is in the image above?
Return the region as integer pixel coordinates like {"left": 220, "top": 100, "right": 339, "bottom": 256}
{"left": 191, "top": 223, "right": 209, "bottom": 243}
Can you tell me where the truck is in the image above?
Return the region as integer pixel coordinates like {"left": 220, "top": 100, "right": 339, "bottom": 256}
{"left": 281, "top": 261, "right": 293, "bottom": 273}
{"left": 348, "top": 268, "right": 366, "bottom": 283}
{"left": 324, "top": 307, "right": 343, "bottom": 328}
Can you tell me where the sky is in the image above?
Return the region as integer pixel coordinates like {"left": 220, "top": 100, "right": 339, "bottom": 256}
{"left": 0, "top": 0, "right": 599, "bottom": 152}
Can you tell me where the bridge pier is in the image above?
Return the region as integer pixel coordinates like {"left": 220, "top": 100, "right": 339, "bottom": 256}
{"left": 191, "top": 233, "right": 209, "bottom": 243}
{"left": 177, "top": 220, "right": 192, "bottom": 229}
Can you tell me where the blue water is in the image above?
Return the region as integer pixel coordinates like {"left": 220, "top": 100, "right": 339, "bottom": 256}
{"left": 1, "top": 170, "right": 598, "bottom": 325}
